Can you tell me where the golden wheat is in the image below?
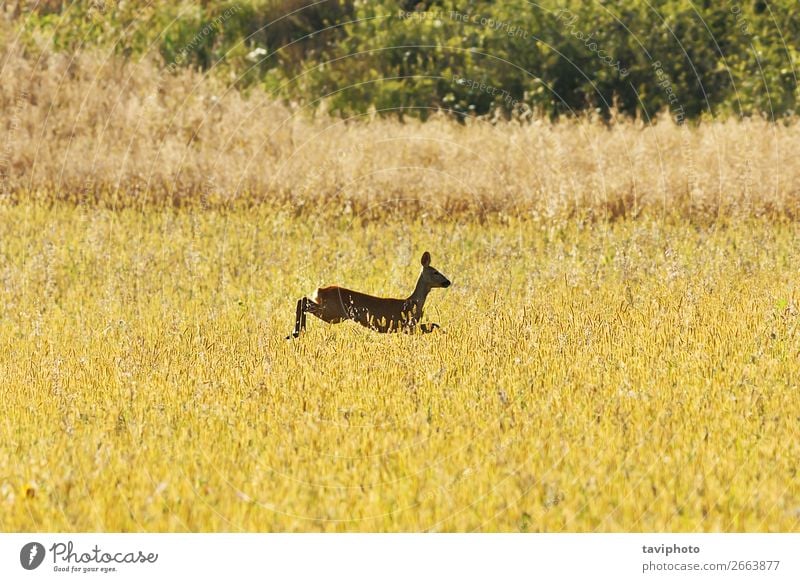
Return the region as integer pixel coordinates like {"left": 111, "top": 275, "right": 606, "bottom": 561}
{"left": 0, "top": 203, "right": 798, "bottom": 531}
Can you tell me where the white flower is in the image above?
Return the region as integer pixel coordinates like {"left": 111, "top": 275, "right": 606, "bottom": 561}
{"left": 246, "top": 47, "right": 268, "bottom": 63}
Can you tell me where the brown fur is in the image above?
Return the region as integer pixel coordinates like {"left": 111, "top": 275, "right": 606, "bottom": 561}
{"left": 311, "top": 286, "right": 422, "bottom": 332}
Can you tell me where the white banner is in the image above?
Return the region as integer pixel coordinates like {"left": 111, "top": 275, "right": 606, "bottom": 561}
{"left": 1, "top": 534, "right": 797, "bottom": 581}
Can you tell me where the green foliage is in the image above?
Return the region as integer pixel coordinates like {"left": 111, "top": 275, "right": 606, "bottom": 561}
{"left": 9, "top": 0, "right": 799, "bottom": 120}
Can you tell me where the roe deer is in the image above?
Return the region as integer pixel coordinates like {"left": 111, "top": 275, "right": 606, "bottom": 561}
{"left": 287, "top": 251, "right": 450, "bottom": 338}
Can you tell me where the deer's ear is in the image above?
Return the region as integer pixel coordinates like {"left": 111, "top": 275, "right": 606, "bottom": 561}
{"left": 421, "top": 251, "right": 431, "bottom": 267}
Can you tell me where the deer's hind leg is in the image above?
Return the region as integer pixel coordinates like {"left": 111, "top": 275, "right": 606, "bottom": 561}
{"left": 286, "top": 299, "right": 304, "bottom": 339}
{"left": 286, "top": 296, "right": 320, "bottom": 339}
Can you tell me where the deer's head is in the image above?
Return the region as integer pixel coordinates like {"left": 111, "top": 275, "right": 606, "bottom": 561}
{"left": 420, "top": 251, "right": 451, "bottom": 288}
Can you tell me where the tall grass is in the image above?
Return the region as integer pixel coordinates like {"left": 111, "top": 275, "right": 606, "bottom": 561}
{"left": 1, "top": 205, "right": 798, "bottom": 531}
{"left": 2, "top": 49, "right": 800, "bottom": 220}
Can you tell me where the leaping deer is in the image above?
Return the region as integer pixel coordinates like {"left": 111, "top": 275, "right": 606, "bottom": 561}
{"left": 287, "top": 251, "right": 451, "bottom": 338}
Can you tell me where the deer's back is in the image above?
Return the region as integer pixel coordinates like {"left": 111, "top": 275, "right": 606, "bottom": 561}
{"left": 314, "top": 286, "right": 420, "bottom": 331}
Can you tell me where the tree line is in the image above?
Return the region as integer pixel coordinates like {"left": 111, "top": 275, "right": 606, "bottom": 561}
{"left": 12, "top": 0, "right": 799, "bottom": 121}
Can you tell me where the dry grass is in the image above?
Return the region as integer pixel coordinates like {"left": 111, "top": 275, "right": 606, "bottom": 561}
{"left": 2, "top": 49, "right": 800, "bottom": 220}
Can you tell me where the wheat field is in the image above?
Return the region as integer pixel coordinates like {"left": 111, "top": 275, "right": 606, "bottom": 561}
{"left": 2, "top": 39, "right": 800, "bottom": 532}
{"left": 1, "top": 202, "right": 798, "bottom": 531}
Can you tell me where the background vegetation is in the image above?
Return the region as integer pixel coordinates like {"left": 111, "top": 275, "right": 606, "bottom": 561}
{"left": 5, "top": 0, "right": 799, "bottom": 120}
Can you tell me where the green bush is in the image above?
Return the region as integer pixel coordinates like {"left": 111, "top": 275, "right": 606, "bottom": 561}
{"left": 8, "top": 0, "right": 799, "bottom": 121}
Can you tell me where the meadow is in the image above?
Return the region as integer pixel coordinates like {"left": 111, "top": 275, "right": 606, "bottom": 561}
{"left": 1, "top": 204, "right": 798, "bottom": 531}
{"left": 1, "top": 41, "right": 799, "bottom": 532}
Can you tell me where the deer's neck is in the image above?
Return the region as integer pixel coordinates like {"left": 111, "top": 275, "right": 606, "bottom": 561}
{"left": 407, "top": 273, "right": 431, "bottom": 312}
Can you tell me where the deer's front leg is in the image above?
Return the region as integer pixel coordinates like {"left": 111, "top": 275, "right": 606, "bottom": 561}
{"left": 419, "top": 323, "right": 441, "bottom": 334}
